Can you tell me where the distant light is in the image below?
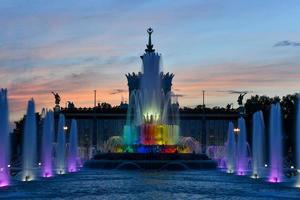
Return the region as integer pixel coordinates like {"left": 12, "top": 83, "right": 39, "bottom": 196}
{"left": 0, "top": 168, "right": 3, "bottom": 172}
{"left": 297, "top": 169, "right": 300, "bottom": 173}
{"left": 264, "top": 164, "right": 268, "bottom": 168}
{"left": 291, "top": 166, "right": 295, "bottom": 169}
{"left": 63, "top": 126, "right": 68, "bottom": 131}
{"left": 233, "top": 128, "right": 240, "bottom": 133}
{"left": 38, "top": 162, "right": 42, "bottom": 166}
{"left": 7, "top": 164, "right": 11, "bottom": 168}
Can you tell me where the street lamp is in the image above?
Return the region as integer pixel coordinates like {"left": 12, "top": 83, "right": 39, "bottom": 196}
{"left": 233, "top": 128, "right": 240, "bottom": 134}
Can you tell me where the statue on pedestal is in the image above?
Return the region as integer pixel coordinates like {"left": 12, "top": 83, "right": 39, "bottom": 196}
{"left": 52, "top": 92, "right": 61, "bottom": 111}
{"left": 237, "top": 92, "right": 247, "bottom": 106}
{"left": 237, "top": 92, "right": 247, "bottom": 115}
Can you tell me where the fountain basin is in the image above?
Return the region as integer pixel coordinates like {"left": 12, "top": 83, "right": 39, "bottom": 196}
{"left": 84, "top": 153, "right": 217, "bottom": 170}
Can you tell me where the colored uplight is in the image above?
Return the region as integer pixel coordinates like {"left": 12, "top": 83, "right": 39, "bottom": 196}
{"left": 43, "top": 171, "right": 53, "bottom": 178}
{"left": 269, "top": 177, "right": 279, "bottom": 183}
{"left": 238, "top": 171, "right": 245, "bottom": 176}
{"left": 124, "top": 124, "right": 179, "bottom": 148}
{"left": 0, "top": 180, "right": 9, "bottom": 187}
{"left": 0, "top": 168, "right": 9, "bottom": 187}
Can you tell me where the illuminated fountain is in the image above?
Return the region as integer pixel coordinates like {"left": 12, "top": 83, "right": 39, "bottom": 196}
{"left": 226, "top": 122, "right": 235, "bottom": 173}
{"left": 56, "top": 114, "right": 66, "bottom": 174}
{"left": 269, "top": 103, "right": 283, "bottom": 183}
{"left": 68, "top": 119, "right": 78, "bottom": 172}
{"left": 252, "top": 111, "right": 265, "bottom": 179}
{"left": 296, "top": 95, "right": 300, "bottom": 186}
{"left": 0, "top": 89, "right": 10, "bottom": 187}
{"left": 123, "top": 28, "right": 180, "bottom": 153}
{"left": 42, "top": 111, "right": 54, "bottom": 178}
{"left": 22, "top": 99, "right": 37, "bottom": 181}
{"left": 236, "top": 117, "right": 248, "bottom": 175}
{"left": 86, "top": 28, "right": 217, "bottom": 170}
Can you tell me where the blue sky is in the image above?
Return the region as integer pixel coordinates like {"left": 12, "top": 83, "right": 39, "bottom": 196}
{"left": 0, "top": 0, "right": 300, "bottom": 120}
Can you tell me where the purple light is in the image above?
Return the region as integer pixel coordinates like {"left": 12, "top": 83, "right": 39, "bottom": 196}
{"left": 237, "top": 170, "right": 245, "bottom": 176}
{"left": 236, "top": 118, "right": 248, "bottom": 176}
{"left": 68, "top": 165, "right": 77, "bottom": 173}
{"left": 268, "top": 103, "right": 283, "bottom": 183}
{"left": 0, "top": 169, "right": 9, "bottom": 187}
{"left": 43, "top": 172, "right": 51, "bottom": 178}
{"left": 0, "top": 180, "right": 9, "bottom": 187}
{"left": 67, "top": 120, "right": 78, "bottom": 173}
{"left": 41, "top": 111, "right": 54, "bottom": 178}
{"left": 0, "top": 89, "right": 10, "bottom": 187}
{"left": 268, "top": 177, "right": 279, "bottom": 183}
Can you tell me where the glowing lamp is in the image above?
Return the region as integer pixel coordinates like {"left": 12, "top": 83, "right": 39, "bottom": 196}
{"left": 233, "top": 128, "right": 240, "bottom": 133}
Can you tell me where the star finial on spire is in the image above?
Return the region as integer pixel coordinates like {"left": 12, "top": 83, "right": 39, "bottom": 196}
{"left": 145, "top": 27, "right": 155, "bottom": 53}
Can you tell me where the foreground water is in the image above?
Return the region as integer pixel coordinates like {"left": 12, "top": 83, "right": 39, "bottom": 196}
{"left": 0, "top": 169, "right": 300, "bottom": 200}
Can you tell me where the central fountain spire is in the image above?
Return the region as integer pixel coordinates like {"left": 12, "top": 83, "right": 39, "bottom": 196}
{"left": 145, "top": 27, "right": 155, "bottom": 53}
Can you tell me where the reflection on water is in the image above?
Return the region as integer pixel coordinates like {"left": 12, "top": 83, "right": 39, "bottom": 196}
{"left": 0, "top": 169, "right": 300, "bottom": 199}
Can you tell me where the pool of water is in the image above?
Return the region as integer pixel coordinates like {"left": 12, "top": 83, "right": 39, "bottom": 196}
{"left": 0, "top": 169, "right": 300, "bottom": 199}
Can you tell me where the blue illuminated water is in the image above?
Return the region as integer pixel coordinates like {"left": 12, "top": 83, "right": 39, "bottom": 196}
{"left": 0, "top": 170, "right": 299, "bottom": 199}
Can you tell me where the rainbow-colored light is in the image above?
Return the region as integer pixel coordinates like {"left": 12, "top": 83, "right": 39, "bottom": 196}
{"left": 123, "top": 124, "right": 179, "bottom": 146}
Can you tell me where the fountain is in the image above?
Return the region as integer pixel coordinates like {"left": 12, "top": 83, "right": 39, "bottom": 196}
{"left": 269, "top": 103, "right": 283, "bottom": 183}
{"left": 42, "top": 111, "right": 54, "bottom": 177}
{"left": 122, "top": 28, "right": 179, "bottom": 152}
{"left": 0, "top": 89, "right": 10, "bottom": 187}
{"left": 68, "top": 119, "right": 78, "bottom": 172}
{"left": 85, "top": 28, "right": 217, "bottom": 170}
{"left": 22, "top": 99, "right": 37, "bottom": 181}
{"left": 56, "top": 114, "right": 66, "bottom": 174}
{"left": 177, "top": 137, "right": 201, "bottom": 153}
{"left": 252, "top": 111, "right": 265, "bottom": 178}
{"left": 236, "top": 117, "right": 248, "bottom": 175}
{"left": 296, "top": 95, "right": 300, "bottom": 186}
{"left": 226, "top": 122, "right": 235, "bottom": 173}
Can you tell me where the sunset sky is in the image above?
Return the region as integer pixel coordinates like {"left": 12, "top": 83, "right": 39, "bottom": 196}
{"left": 1, "top": 0, "right": 300, "bottom": 121}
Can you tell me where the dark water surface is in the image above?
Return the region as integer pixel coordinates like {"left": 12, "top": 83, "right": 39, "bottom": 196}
{"left": 0, "top": 169, "right": 300, "bottom": 200}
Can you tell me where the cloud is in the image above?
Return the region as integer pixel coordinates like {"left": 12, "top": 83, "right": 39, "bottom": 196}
{"left": 274, "top": 40, "right": 300, "bottom": 47}
{"left": 110, "top": 89, "right": 127, "bottom": 95}
{"left": 172, "top": 94, "right": 185, "bottom": 97}
{"left": 216, "top": 90, "right": 254, "bottom": 94}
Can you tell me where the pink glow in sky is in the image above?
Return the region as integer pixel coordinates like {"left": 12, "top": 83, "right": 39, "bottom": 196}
{"left": 0, "top": 0, "right": 300, "bottom": 121}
